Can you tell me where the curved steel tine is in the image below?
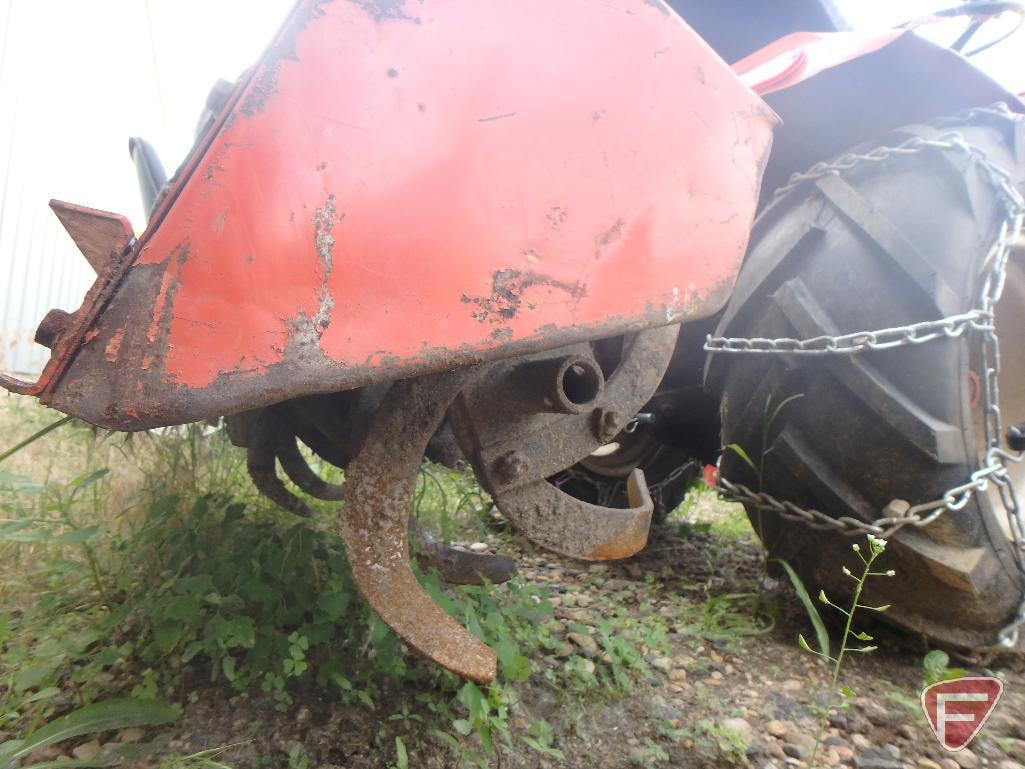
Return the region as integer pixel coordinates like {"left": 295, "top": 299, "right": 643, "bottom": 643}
{"left": 246, "top": 426, "right": 313, "bottom": 518}
{"left": 338, "top": 368, "right": 497, "bottom": 683}
{"left": 410, "top": 519, "right": 517, "bottom": 586}
{"left": 274, "top": 430, "right": 346, "bottom": 501}
{"left": 495, "top": 468, "right": 653, "bottom": 560}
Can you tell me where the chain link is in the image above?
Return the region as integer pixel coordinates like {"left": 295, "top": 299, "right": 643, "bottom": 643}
{"left": 705, "top": 106, "right": 1025, "bottom": 654}
{"left": 705, "top": 310, "right": 991, "bottom": 355}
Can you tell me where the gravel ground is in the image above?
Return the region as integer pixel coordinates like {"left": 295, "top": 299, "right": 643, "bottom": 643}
{"left": 19, "top": 495, "right": 1025, "bottom": 769}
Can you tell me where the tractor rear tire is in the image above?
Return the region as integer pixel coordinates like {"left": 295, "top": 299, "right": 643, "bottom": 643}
{"left": 706, "top": 108, "right": 1025, "bottom": 650}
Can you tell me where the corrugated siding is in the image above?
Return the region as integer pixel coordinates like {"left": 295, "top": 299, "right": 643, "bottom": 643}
{"left": 0, "top": 1, "right": 97, "bottom": 376}
{"left": 0, "top": 208, "right": 97, "bottom": 376}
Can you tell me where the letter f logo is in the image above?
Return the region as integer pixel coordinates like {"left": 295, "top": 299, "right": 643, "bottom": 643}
{"left": 922, "top": 677, "right": 1003, "bottom": 751}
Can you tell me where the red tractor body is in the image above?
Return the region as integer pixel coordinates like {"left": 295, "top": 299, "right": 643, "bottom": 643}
{"left": 5, "top": 0, "right": 774, "bottom": 430}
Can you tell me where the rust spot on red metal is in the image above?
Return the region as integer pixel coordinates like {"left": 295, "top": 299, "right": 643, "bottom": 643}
{"left": 461, "top": 269, "right": 584, "bottom": 323}
{"left": 349, "top": 0, "right": 418, "bottom": 23}
{"left": 104, "top": 329, "right": 125, "bottom": 362}
{"left": 313, "top": 195, "right": 338, "bottom": 275}
{"left": 285, "top": 194, "right": 340, "bottom": 348}
{"left": 236, "top": 0, "right": 335, "bottom": 120}
{"left": 546, "top": 206, "right": 568, "bottom": 228}
{"left": 204, "top": 154, "right": 227, "bottom": 183}
{"left": 240, "top": 66, "right": 281, "bottom": 118}
{"left": 146, "top": 245, "right": 189, "bottom": 345}
{"left": 594, "top": 217, "right": 625, "bottom": 258}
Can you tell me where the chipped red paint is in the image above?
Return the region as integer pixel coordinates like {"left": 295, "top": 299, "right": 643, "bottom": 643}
{"left": 21, "top": 0, "right": 778, "bottom": 429}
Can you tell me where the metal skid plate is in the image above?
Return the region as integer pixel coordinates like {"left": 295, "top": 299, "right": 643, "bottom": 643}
{"left": 450, "top": 325, "right": 680, "bottom": 560}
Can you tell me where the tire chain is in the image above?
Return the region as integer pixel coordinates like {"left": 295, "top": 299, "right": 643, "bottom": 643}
{"left": 704, "top": 105, "right": 1025, "bottom": 654}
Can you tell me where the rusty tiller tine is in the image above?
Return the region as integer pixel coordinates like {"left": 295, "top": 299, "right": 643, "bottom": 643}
{"left": 410, "top": 519, "right": 517, "bottom": 586}
{"left": 274, "top": 430, "right": 346, "bottom": 501}
{"left": 338, "top": 368, "right": 498, "bottom": 683}
{"left": 495, "top": 468, "right": 653, "bottom": 561}
{"left": 246, "top": 434, "right": 313, "bottom": 518}
{"left": 240, "top": 407, "right": 512, "bottom": 588}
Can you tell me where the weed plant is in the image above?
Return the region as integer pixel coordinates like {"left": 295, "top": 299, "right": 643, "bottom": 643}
{"left": 788, "top": 535, "right": 894, "bottom": 767}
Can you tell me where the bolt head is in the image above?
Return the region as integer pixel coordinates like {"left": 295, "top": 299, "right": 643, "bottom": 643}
{"left": 34, "top": 309, "right": 73, "bottom": 349}
{"left": 494, "top": 451, "right": 529, "bottom": 483}
{"left": 596, "top": 409, "right": 623, "bottom": 441}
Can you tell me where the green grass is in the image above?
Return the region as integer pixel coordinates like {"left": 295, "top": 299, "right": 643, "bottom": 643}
{"left": 2, "top": 395, "right": 750, "bottom": 768}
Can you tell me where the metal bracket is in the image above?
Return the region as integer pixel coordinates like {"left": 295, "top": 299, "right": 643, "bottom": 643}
{"left": 451, "top": 325, "right": 679, "bottom": 560}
